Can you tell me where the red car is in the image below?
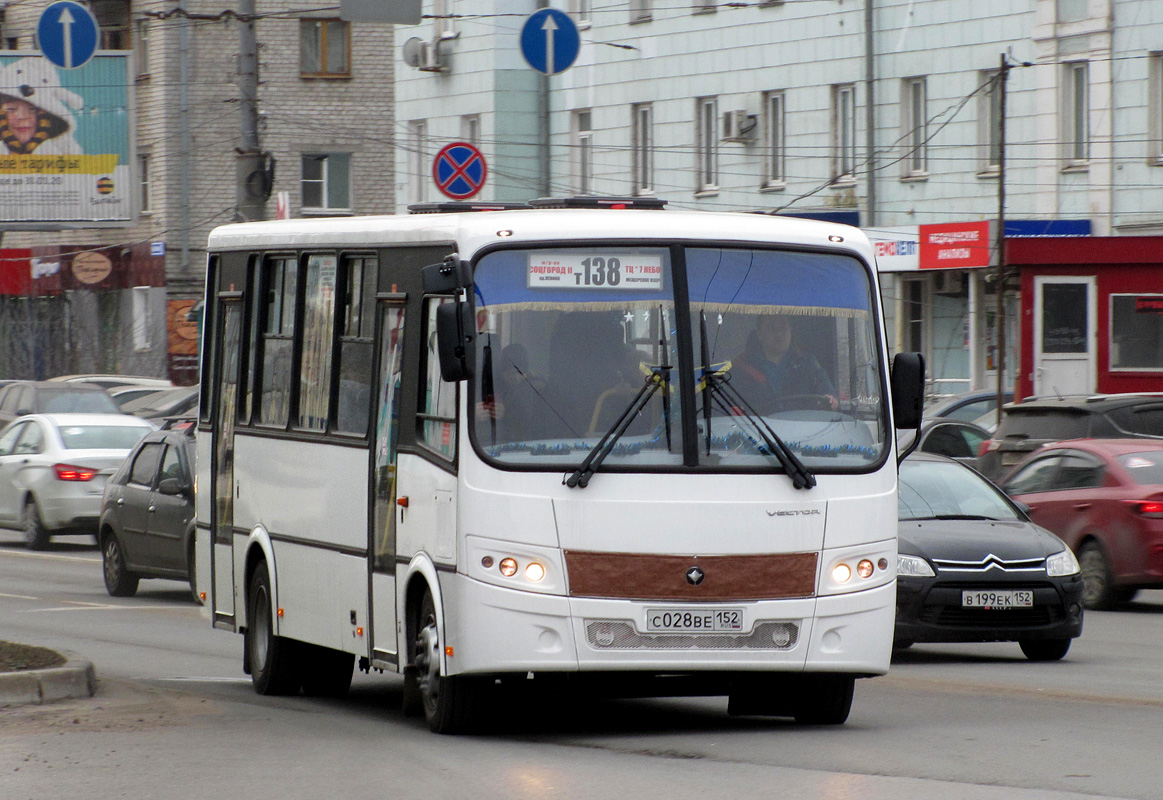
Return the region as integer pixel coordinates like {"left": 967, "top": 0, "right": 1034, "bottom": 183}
{"left": 1001, "top": 439, "right": 1163, "bottom": 610}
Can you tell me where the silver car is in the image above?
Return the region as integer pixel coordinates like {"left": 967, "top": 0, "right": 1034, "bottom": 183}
{"left": 0, "top": 414, "right": 155, "bottom": 549}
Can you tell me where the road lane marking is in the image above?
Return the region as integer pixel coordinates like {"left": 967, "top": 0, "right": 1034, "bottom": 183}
{"left": 0, "top": 549, "right": 100, "bottom": 564}
{"left": 20, "top": 604, "right": 186, "bottom": 613}
{"left": 0, "top": 591, "right": 39, "bottom": 600}
{"left": 150, "top": 677, "right": 251, "bottom": 684}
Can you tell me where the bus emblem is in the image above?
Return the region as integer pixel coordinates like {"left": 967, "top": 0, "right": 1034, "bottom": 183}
{"left": 685, "top": 566, "right": 705, "bottom": 586}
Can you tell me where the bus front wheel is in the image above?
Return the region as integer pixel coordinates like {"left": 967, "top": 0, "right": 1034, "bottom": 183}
{"left": 246, "top": 561, "right": 302, "bottom": 696}
{"left": 412, "top": 588, "right": 483, "bottom": 734}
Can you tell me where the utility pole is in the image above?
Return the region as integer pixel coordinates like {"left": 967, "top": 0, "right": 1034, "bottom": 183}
{"left": 994, "top": 53, "right": 1009, "bottom": 428}
{"left": 236, "top": 0, "right": 267, "bottom": 221}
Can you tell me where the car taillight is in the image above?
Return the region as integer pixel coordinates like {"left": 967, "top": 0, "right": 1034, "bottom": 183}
{"left": 979, "top": 439, "right": 1000, "bottom": 457}
{"left": 1130, "top": 500, "right": 1163, "bottom": 518}
{"left": 53, "top": 463, "right": 97, "bottom": 482}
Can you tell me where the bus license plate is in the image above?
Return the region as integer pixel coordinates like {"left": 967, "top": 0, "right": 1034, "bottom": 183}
{"left": 645, "top": 608, "right": 744, "bottom": 632}
{"left": 962, "top": 590, "right": 1033, "bottom": 609}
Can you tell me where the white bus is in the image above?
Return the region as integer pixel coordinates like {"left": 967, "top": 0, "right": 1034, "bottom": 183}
{"left": 196, "top": 198, "right": 923, "bottom": 733}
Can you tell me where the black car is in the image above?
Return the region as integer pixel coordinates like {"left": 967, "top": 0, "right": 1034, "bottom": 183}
{"left": 895, "top": 452, "right": 1084, "bottom": 661}
{"left": 0, "top": 380, "right": 121, "bottom": 425}
{"left": 98, "top": 426, "right": 196, "bottom": 599}
{"left": 899, "top": 417, "right": 990, "bottom": 466}
{"left": 977, "top": 394, "right": 1163, "bottom": 481}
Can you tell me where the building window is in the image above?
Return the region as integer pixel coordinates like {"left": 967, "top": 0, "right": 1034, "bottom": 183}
{"left": 832, "top": 84, "right": 857, "bottom": 182}
{"left": 1151, "top": 54, "right": 1163, "bottom": 165}
{"left": 92, "top": 0, "right": 131, "bottom": 49}
{"left": 1111, "top": 295, "right": 1163, "bottom": 370}
{"left": 574, "top": 110, "right": 593, "bottom": 194}
{"left": 132, "top": 287, "right": 151, "bottom": 352}
{"left": 302, "top": 154, "right": 351, "bottom": 213}
{"left": 409, "top": 120, "right": 428, "bottom": 204}
{"left": 631, "top": 103, "right": 653, "bottom": 196}
{"left": 630, "top": 0, "right": 651, "bottom": 24}
{"left": 902, "top": 77, "right": 928, "bottom": 177}
{"left": 763, "top": 90, "right": 786, "bottom": 188}
{"left": 571, "top": 0, "right": 592, "bottom": 27}
{"left": 460, "top": 114, "right": 480, "bottom": 146}
{"left": 1057, "top": 0, "right": 1087, "bottom": 22}
{"left": 300, "top": 19, "right": 350, "bottom": 77}
{"left": 980, "top": 69, "right": 1002, "bottom": 173}
{"left": 135, "top": 18, "right": 149, "bottom": 74}
{"left": 138, "top": 153, "right": 151, "bottom": 213}
{"left": 696, "top": 96, "right": 718, "bottom": 192}
{"left": 1063, "top": 62, "right": 1089, "bottom": 167}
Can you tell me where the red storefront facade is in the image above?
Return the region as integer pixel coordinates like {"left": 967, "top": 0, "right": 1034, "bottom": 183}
{"left": 1008, "top": 237, "right": 1163, "bottom": 401}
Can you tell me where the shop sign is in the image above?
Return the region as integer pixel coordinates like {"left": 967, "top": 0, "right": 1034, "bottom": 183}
{"left": 918, "top": 221, "right": 993, "bottom": 269}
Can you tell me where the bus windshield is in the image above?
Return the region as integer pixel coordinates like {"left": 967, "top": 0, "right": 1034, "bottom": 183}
{"left": 470, "top": 245, "right": 886, "bottom": 473}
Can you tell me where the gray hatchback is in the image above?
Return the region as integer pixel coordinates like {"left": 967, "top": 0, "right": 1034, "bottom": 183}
{"left": 98, "top": 425, "right": 196, "bottom": 599}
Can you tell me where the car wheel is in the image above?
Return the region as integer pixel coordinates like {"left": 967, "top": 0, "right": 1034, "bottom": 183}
{"left": 1078, "top": 541, "right": 1118, "bottom": 610}
{"left": 245, "top": 561, "right": 302, "bottom": 696}
{"left": 102, "top": 532, "right": 140, "bottom": 597}
{"left": 793, "top": 674, "right": 855, "bottom": 725}
{"left": 22, "top": 499, "right": 50, "bottom": 551}
{"left": 413, "top": 588, "right": 484, "bottom": 734}
{"left": 299, "top": 643, "right": 355, "bottom": 698}
{"left": 1019, "top": 638, "right": 1071, "bottom": 661}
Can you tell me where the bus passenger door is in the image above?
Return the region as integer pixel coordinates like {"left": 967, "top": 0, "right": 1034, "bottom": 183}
{"left": 211, "top": 299, "right": 242, "bottom": 627}
{"left": 370, "top": 304, "right": 405, "bottom": 668}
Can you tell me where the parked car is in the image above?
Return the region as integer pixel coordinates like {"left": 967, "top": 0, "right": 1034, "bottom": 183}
{"left": 926, "top": 390, "right": 1013, "bottom": 425}
{"left": 99, "top": 426, "right": 196, "bottom": 599}
{"left": 0, "top": 414, "right": 155, "bottom": 549}
{"left": 48, "top": 374, "right": 174, "bottom": 392}
{"left": 899, "top": 418, "right": 991, "bottom": 466}
{"left": 119, "top": 386, "right": 198, "bottom": 425}
{"left": 977, "top": 394, "right": 1163, "bottom": 481}
{"left": 108, "top": 385, "right": 170, "bottom": 409}
{"left": 0, "top": 381, "right": 122, "bottom": 426}
{"left": 1000, "top": 439, "right": 1163, "bottom": 610}
{"left": 895, "top": 452, "right": 1084, "bottom": 661}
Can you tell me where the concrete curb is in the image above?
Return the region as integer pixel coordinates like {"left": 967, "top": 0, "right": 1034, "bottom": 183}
{"left": 0, "top": 652, "right": 97, "bottom": 708}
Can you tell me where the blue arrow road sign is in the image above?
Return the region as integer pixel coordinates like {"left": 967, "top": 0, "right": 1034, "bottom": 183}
{"left": 37, "top": 2, "right": 100, "bottom": 70}
{"left": 520, "top": 9, "right": 580, "bottom": 76}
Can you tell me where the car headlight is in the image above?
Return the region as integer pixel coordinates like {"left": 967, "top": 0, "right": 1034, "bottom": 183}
{"left": 1046, "top": 548, "right": 1080, "bottom": 577}
{"left": 897, "top": 554, "right": 935, "bottom": 577}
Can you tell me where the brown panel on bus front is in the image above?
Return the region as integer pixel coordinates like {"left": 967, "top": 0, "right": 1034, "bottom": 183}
{"left": 564, "top": 551, "right": 818, "bottom": 601}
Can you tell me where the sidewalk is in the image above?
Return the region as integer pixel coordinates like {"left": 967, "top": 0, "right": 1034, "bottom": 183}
{"left": 0, "top": 652, "right": 97, "bottom": 707}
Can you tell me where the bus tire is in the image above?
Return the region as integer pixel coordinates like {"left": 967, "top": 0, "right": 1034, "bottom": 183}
{"left": 413, "top": 589, "right": 482, "bottom": 734}
{"left": 246, "top": 561, "right": 302, "bottom": 696}
{"left": 300, "top": 644, "right": 355, "bottom": 697}
{"left": 793, "top": 674, "right": 855, "bottom": 725}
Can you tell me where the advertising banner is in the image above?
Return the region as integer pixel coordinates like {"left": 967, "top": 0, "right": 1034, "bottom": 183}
{"left": 0, "top": 52, "right": 132, "bottom": 225}
{"left": 918, "top": 221, "right": 993, "bottom": 269}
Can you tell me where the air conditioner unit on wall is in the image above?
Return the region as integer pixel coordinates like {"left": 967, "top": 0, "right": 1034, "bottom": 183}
{"left": 721, "top": 110, "right": 757, "bottom": 143}
{"left": 932, "top": 271, "right": 965, "bottom": 296}
{"left": 418, "top": 40, "right": 445, "bottom": 72}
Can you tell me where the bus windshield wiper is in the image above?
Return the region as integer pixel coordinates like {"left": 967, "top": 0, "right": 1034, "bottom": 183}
{"left": 566, "top": 310, "right": 673, "bottom": 489}
{"left": 698, "top": 313, "right": 815, "bottom": 491}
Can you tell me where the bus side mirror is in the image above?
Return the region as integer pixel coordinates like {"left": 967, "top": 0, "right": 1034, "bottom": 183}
{"left": 891, "top": 352, "right": 924, "bottom": 430}
{"left": 436, "top": 301, "right": 474, "bottom": 382}
{"left": 422, "top": 255, "right": 470, "bottom": 294}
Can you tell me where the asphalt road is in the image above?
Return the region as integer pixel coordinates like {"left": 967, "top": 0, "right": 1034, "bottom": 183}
{"left": 2, "top": 530, "right": 1163, "bottom": 800}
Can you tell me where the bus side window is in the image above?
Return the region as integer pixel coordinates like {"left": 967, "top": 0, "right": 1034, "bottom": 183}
{"left": 417, "top": 297, "right": 457, "bottom": 460}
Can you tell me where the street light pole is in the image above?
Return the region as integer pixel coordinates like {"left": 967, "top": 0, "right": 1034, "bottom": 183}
{"left": 236, "top": 0, "right": 266, "bottom": 222}
{"left": 994, "top": 53, "right": 1009, "bottom": 428}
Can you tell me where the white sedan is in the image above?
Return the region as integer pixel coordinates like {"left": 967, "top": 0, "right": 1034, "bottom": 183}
{"left": 0, "top": 414, "right": 154, "bottom": 549}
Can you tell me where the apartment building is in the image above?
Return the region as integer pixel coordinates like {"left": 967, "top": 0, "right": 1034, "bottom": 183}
{"left": 0, "top": 0, "right": 395, "bottom": 380}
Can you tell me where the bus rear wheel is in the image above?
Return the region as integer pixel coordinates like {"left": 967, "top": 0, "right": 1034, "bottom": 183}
{"left": 413, "top": 589, "right": 483, "bottom": 734}
{"left": 246, "top": 561, "right": 302, "bottom": 696}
